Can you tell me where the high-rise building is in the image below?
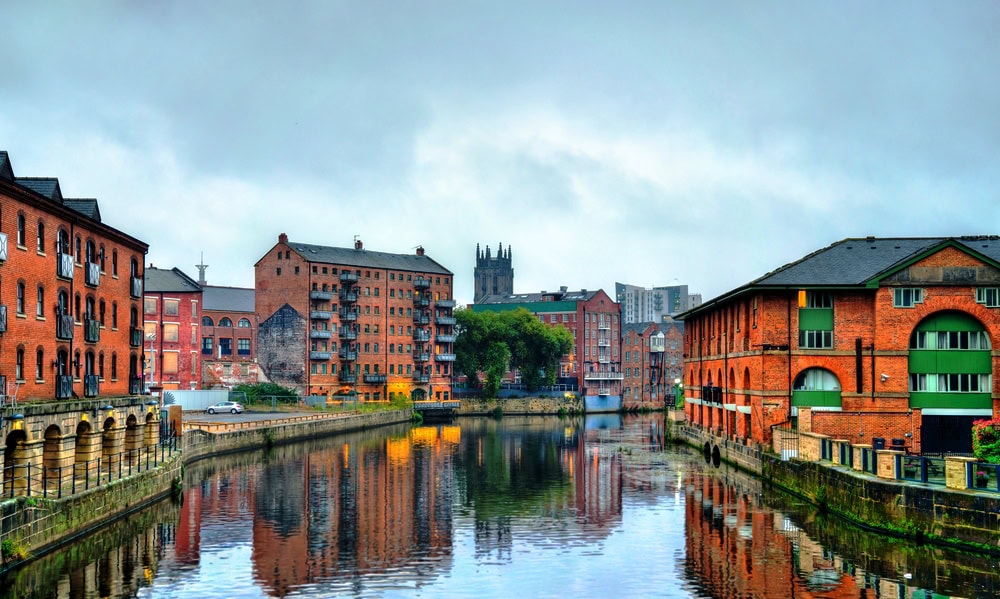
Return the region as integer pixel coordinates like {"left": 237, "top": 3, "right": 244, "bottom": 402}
{"left": 255, "top": 234, "right": 455, "bottom": 401}
{"left": 473, "top": 243, "right": 513, "bottom": 303}
{"left": 615, "top": 282, "right": 702, "bottom": 324}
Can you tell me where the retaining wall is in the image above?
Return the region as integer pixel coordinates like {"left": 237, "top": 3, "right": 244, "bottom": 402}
{"left": 455, "top": 396, "right": 583, "bottom": 416}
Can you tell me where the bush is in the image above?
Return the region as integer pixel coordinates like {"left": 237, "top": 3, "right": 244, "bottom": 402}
{"left": 972, "top": 418, "right": 1000, "bottom": 463}
{"left": 232, "top": 383, "right": 297, "bottom": 405}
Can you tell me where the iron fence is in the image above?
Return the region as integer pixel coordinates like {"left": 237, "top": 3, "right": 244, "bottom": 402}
{"left": 2, "top": 434, "right": 180, "bottom": 500}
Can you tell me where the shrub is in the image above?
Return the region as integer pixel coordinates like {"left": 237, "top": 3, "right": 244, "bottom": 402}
{"left": 972, "top": 418, "right": 1000, "bottom": 463}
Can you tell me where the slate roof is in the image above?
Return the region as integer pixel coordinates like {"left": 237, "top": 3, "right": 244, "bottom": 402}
{"left": 286, "top": 241, "right": 452, "bottom": 275}
{"left": 622, "top": 321, "right": 683, "bottom": 338}
{"left": 202, "top": 286, "right": 255, "bottom": 312}
{"left": 0, "top": 152, "right": 12, "bottom": 181}
{"left": 15, "top": 177, "right": 63, "bottom": 203}
{"left": 144, "top": 267, "right": 202, "bottom": 293}
{"left": 477, "top": 289, "right": 600, "bottom": 304}
{"left": 64, "top": 198, "right": 101, "bottom": 222}
{"left": 682, "top": 236, "right": 1000, "bottom": 318}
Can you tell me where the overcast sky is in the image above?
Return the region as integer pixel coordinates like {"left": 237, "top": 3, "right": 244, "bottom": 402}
{"left": 3, "top": 2, "right": 999, "bottom": 305}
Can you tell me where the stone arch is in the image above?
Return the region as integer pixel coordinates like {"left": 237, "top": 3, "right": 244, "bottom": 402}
{"left": 101, "top": 416, "right": 118, "bottom": 476}
{"left": 4, "top": 429, "right": 29, "bottom": 496}
{"left": 144, "top": 411, "right": 159, "bottom": 447}
{"left": 43, "top": 424, "right": 64, "bottom": 489}
{"left": 125, "top": 414, "right": 141, "bottom": 464}
{"left": 75, "top": 420, "right": 95, "bottom": 484}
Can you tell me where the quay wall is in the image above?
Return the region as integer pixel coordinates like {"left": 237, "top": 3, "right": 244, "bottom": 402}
{"left": 671, "top": 420, "right": 1000, "bottom": 554}
{"left": 455, "top": 396, "right": 583, "bottom": 416}
{"left": 1, "top": 409, "right": 412, "bottom": 569}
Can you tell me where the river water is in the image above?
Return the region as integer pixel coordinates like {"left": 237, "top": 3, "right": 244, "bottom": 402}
{"left": 3, "top": 414, "right": 999, "bottom": 598}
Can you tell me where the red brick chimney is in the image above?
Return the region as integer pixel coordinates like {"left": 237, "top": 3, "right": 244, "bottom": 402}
{"left": 416, "top": 246, "right": 425, "bottom": 256}
{"left": 278, "top": 232, "right": 288, "bottom": 244}
{"left": 355, "top": 238, "right": 363, "bottom": 250}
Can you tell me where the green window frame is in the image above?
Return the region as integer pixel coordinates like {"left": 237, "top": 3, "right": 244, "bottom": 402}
{"left": 893, "top": 288, "right": 924, "bottom": 308}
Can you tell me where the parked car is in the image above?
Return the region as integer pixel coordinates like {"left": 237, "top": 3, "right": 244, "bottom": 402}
{"left": 206, "top": 401, "right": 244, "bottom": 414}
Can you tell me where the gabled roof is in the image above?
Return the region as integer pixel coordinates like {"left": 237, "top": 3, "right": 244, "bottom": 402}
{"left": 0, "top": 152, "right": 12, "bottom": 181}
{"left": 283, "top": 241, "right": 452, "bottom": 275}
{"left": 202, "top": 286, "right": 255, "bottom": 312}
{"left": 622, "top": 320, "right": 683, "bottom": 337}
{"left": 64, "top": 198, "right": 101, "bottom": 222}
{"left": 144, "top": 267, "right": 202, "bottom": 293}
{"left": 681, "top": 236, "right": 1000, "bottom": 318}
{"left": 15, "top": 177, "right": 63, "bottom": 203}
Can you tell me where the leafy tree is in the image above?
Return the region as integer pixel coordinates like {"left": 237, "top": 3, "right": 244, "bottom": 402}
{"left": 973, "top": 418, "right": 1000, "bottom": 463}
{"left": 455, "top": 307, "right": 574, "bottom": 397}
{"left": 232, "top": 382, "right": 297, "bottom": 405}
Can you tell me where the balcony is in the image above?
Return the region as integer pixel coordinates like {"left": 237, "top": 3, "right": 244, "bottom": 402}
{"left": 598, "top": 355, "right": 610, "bottom": 363}
{"left": 0, "top": 305, "right": 6, "bottom": 334}
{"left": 413, "top": 295, "right": 431, "bottom": 307}
{"left": 598, "top": 337, "right": 611, "bottom": 347}
{"left": 363, "top": 374, "right": 388, "bottom": 384}
{"left": 0, "top": 232, "right": 6, "bottom": 261}
{"left": 85, "top": 262, "right": 100, "bottom": 287}
{"left": 584, "top": 371, "right": 625, "bottom": 381}
{"left": 413, "top": 329, "right": 431, "bottom": 342}
{"left": 413, "top": 352, "right": 430, "bottom": 362}
{"left": 436, "top": 298, "right": 456, "bottom": 308}
{"left": 413, "top": 373, "right": 430, "bottom": 384}
{"left": 84, "top": 318, "right": 100, "bottom": 343}
{"left": 414, "top": 278, "right": 431, "bottom": 290}
{"left": 57, "top": 252, "right": 74, "bottom": 280}
{"left": 56, "top": 374, "right": 73, "bottom": 399}
{"left": 338, "top": 308, "right": 358, "bottom": 322}
{"left": 339, "top": 373, "right": 357, "bottom": 384}
{"left": 435, "top": 315, "right": 456, "bottom": 326}
{"left": 309, "top": 351, "right": 333, "bottom": 361}
{"left": 84, "top": 374, "right": 99, "bottom": 398}
{"left": 129, "top": 376, "right": 143, "bottom": 395}
{"left": 435, "top": 353, "right": 456, "bottom": 362}
{"left": 56, "top": 314, "right": 74, "bottom": 340}
{"left": 310, "top": 310, "right": 332, "bottom": 320}
{"left": 339, "top": 349, "right": 358, "bottom": 361}
{"left": 339, "top": 290, "right": 358, "bottom": 303}
{"left": 130, "top": 327, "right": 143, "bottom": 347}
{"left": 413, "top": 314, "right": 430, "bottom": 326}
{"left": 310, "top": 329, "right": 333, "bottom": 339}
{"left": 130, "top": 276, "right": 142, "bottom": 298}
{"left": 340, "top": 271, "right": 359, "bottom": 283}
{"left": 339, "top": 327, "right": 358, "bottom": 340}
{"left": 436, "top": 333, "right": 457, "bottom": 343}
{"left": 310, "top": 290, "right": 334, "bottom": 301}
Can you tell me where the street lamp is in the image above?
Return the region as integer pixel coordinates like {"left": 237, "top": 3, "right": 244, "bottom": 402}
{"left": 673, "top": 377, "right": 684, "bottom": 409}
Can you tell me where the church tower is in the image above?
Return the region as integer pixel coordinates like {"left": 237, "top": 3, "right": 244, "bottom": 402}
{"left": 474, "top": 243, "right": 514, "bottom": 303}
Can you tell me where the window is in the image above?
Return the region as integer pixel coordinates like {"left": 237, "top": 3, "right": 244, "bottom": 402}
{"left": 162, "top": 352, "right": 178, "bottom": 374}
{"left": 36, "top": 286, "right": 44, "bottom": 318}
{"left": 238, "top": 318, "right": 251, "bottom": 328}
{"left": 36, "top": 220, "right": 45, "bottom": 253}
{"left": 799, "top": 330, "right": 833, "bottom": 349}
{"left": 144, "top": 297, "right": 157, "bottom": 315}
{"left": 909, "top": 372, "right": 991, "bottom": 393}
{"left": 111, "top": 353, "right": 117, "bottom": 380}
{"left": 112, "top": 250, "right": 118, "bottom": 276}
{"left": 16, "top": 282, "right": 24, "bottom": 315}
{"left": 202, "top": 316, "right": 215, "bottom": 327}
{"left": 910, "top": 329, "right": 991, "bottom": 350}
{"left": 36, "top": 348, "right": 43, "bottom": 380}
{"left": 144, "top": 322, "right": 157, "bottom": 339}
{"left": 976, "top": 288, "right": 1000, "bottom": 307}
{"left": 219, "top": 317, "right": 233, "bottom": 327}
{"left": 202, "top": 337, "right": 213, "bottom": 354}
{"left": 238, "top": 338, "right": 251, "bottom": 355}
{"left": 16, "top": 348, "right": 24, "bottom": 380}
{"left": 893, "top": 288, "right": 924, "bottom": 308}
{"left": 191, "top": 325, "right": 198, "bottom": 344}
{"left": 163, "top": 323, "right": 178, "bottom": 342}
{"left": 112, "top": 302, "right": 118, "bottom": 328}
{"left": 219, "top": 338, "right": 232, "bottom": 355}
{"left": 164, "top": 299, "right": 179, "bottom": 316}
{"left": 16, "top": 213, "right": 25, "bottom": 246}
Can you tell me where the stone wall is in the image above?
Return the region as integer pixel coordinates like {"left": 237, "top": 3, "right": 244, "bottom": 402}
{"left": 454, "top": 395, "right": 582, "bottom": 416}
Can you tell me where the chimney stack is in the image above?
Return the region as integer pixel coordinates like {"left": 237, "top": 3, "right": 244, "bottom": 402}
{"left": 355, "top": 238, "right": 363, "bottom": 250}
{"left": 416, "top": 246, "right": 425, "bottom": 256}
{"left": 278, "top": 232, "right": 288, "bottom": 244}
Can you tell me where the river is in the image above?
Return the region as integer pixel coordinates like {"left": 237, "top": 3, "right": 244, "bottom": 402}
{"left": 2, "top": 413, "right": 998, "bottom": 598}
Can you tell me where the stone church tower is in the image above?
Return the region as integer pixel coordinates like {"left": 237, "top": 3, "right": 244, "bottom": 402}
{"left": 474, "top": 243, "right": 514, "bottom": 302}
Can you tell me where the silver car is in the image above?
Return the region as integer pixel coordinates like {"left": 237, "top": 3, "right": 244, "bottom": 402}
{"left": 206, "top": 401, "right": 244, "bottom": 414}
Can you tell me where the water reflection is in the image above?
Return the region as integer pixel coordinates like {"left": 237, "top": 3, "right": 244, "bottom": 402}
{"left": 3, "top": 414, "right": 1000, "bottom": 598}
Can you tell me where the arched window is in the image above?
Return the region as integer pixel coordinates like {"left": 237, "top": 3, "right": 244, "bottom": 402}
{"left": 16, "top": 281, "right": 24, "bottom": 315}
{"left": 57, "top": 228, "right": 70, "bottom": 254}
{"left": 57, "top": 290, "right": 69, "bottom": 315}
{"left": 36, "top": 220, "right": 45, "bottom": 253}
{"left": 112, "top": 301, "right": 118, "bottom": 329}
{"left": 85, "top": 351, "right": 95, "bottom": 376}
{"left": 202, "top": 316, "right": 214, "bottom": 327}
{"left": 791, "top": 367, "right": 842, "bottom": 410}
{"left": 111, "top": 353, "right": 118, "bottom": 380}
{"left": 130, "top": 306, "right": 139, "bottom": 329}
{"left": 130, "top": 257, "right": 139, "bottom": 277}
{"left": 36, "top": 347, "right": 44, "bottom": 379}
{"left": 99, "top": 244, "right": 106, "bottom": 271}
{"left": 16, "top": 347, "right": 24, "bottom": 380}
{"left": 237, "top": 318, "right": 251, "bottom": 328}
{"left": 16, "top": 213, "right": 25, "bottom": 246}
{"left": 36, "top": 285, "right": 44, "bottom": 318}
{"left": 909, "top": 312, "right": 992, "bottom": 405}
{"left": 99, "top": 299, "right": 106, "bottom": 326}
{"left": 112, "top": 249, "right": 118, "bottom": 276}
{"left": 86, "top": 240, "right": 96, "bottom": 263}
{"left": 86, "top": 296, "right": 96, "bottom": 319}
{"left": 219, "top": 317, "right": 233, "bottom": 327}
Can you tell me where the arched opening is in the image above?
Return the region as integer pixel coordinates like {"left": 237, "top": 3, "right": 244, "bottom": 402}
{"left": 411, "top": 388, "right": 427, "bottom": 401}
{"left": 202, "top": 316, "right": 214, "bottom": 327}
{"left": 75, "top": 421, "right": 93, "bottom": 485}
{"left": 144, "top": 412, "right": 159, "bottom": 447}
{"left": 792, "top": 368, "right": 843, "bottom": 428}
{"left": 43, "top": 424, "right": 64, "bottom": 489}
{"left": 4, "top": 430, "right": 29, "bottom": 496}
{"left": 125, "top": 414, "right": 141, "bottom": 465}
{"left": 101, "top": 416, "right": 118, "bottom": 477}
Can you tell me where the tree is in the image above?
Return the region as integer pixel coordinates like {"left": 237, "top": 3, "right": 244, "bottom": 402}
{"left": 973, "top": 418, "right": 1000, "bottom": 463}
{"left": 455, "top": 307, "right": 574, "bottom": 397}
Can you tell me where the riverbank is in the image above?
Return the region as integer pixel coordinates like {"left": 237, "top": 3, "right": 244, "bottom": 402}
{"left": 0, "top": 408, "right": 412, "bottom": 573}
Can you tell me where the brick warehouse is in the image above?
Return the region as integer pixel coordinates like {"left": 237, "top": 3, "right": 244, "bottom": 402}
{"left": 255, "top": 234, "right": 455, "bottom": 401}
{"left": 143, "top": 267, "right": 202, "bottom": 391}
{"left": 0, "top": 151, "right": 148, "bottom": 401}
{"left": 678, "top": 236, "right": 1000, "bottom": 454}
{"left": 621, "top": 321, "right": 683, "bottom": 411}
{"left": 473, "top": 287, "right": 622, "bottom": 412}
{"left": 200, "top": 284, "right": 259, "bottom": 388}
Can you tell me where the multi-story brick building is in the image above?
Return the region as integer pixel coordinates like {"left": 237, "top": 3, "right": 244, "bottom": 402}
{"left": 679, "top": 236, "right": 1000, "bottom": 454}
{"left": 622, "top": 321, "right": 684, "bottom": 410}
{"left": 200, "top": 285, "right": 259, "bottom": 388}
{"left": 255, "top": 234, "right": 455, "bottom": 401}
{"left": 473, "top": 287, "right": 622, "bottom": 411}
{"left": 0, "top": 151, "right": 148, "bottom": 402}
{"left": 143, "top": 267, "right": 202, "bottom": 391}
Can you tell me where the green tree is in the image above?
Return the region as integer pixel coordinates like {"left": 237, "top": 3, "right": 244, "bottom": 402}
{"left": 973, "top": 418, "right": 1000, "bottom": 463}
{"left": 231, "top": 382, "right": 297, "bottom": 405}
{"left": 455, "top": 307, "right": 574, "bottom": 397}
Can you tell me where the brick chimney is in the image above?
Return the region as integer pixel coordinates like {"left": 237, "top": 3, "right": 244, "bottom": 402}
{"left": 416, "top": 246, "right": 425, "bottom": 256}
{"left": 278, "top": 232, "right": 288, "bottom": 244}
{"left": 355, "top": 238, "right": 364, "bottom": 250}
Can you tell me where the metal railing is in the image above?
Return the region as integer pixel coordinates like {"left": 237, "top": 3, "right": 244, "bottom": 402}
{"left": 2, "top": 434, "right": 179, "bottom": 499}
{"left": 898, "top": 455, "right": 947, "bottom": 486}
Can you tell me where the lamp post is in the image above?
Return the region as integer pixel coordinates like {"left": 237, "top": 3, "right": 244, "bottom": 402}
{"left": 674, "top": 378, "right": 684, "bottom": 409}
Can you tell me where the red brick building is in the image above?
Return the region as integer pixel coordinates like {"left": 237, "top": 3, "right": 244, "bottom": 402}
{"left": 255, "top": 234, "right": 455, "bottom": 401}
{"left": 143, "top": 267, "right": 202, "bottom": 391}
{"left": 473, "top": 288, "right": 622, "bottom": 411}
{"left": 0, "top": 151, "right": 148, "bottom": 402}
{"left": 679, "top": 236, "right": 1000, "bottom": 454}
{"left": 200, "top": 285, "right": 259, "bottom": 388}
{"left": 622, "top": 321, "right": 683, "bottom": 410}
